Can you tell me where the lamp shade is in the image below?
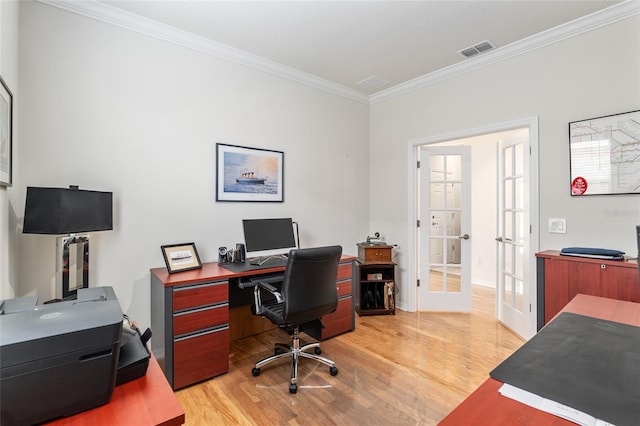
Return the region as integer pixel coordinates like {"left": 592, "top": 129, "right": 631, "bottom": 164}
{"left": 23, "top": 186, "right": 113, "bottom": 234}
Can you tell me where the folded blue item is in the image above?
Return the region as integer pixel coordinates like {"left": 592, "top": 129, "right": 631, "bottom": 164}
{"left": 560, "top": 247, "right": 625, "bottom": 260}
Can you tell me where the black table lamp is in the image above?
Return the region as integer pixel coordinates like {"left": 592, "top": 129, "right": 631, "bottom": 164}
{"left": 23, "top": 186, "right": 113, "bottom": 300}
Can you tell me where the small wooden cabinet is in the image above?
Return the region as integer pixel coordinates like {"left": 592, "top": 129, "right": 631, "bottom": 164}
{"left": 536, "top": 250, "right": 639, "bottom": 328}
{"left": 355, "top": 243, "right": 395, "bottom": 316}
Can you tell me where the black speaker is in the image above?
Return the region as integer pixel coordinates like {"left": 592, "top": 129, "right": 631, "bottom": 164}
{"left": 218, "top": 247, "right": 229, "bottom": 264}
{"left": 234, "top": 243, "right": 245, "bottom": 263}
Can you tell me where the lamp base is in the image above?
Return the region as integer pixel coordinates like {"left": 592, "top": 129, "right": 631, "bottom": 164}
{"left": 56, "top": 234, "right": 89, "bottom": 300}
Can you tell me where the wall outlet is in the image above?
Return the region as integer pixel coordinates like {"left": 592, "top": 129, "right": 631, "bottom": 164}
{"left": 548, "top": 218, "right": 567, "bottom": 234}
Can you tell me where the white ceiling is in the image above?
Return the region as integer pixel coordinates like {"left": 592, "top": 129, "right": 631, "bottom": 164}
{"left": 95, "top": 0, "right": 623, "bottom": 95}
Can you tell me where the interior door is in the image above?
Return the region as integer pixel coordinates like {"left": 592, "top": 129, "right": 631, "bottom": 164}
{"left": 418, "top": 146, "right": 471, "bottom": 311}
{"left": 496, "top": 130, "right": 532, "bottom": 338}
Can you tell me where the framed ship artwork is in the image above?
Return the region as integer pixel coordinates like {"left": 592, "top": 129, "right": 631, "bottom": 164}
{"left": 215, "top": 143, "right": 284, "bottom": 202}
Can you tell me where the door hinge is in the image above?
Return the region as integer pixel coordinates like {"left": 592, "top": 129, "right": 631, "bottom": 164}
{"left": 417, "top": 279, "right": 420, "bottom": 287}
{"left": 417, "top": 160, "right": 420, "bottom": 168}
{"left": 530, "top": 225, "right": 532, "bottom": 234}
{"left": 529, "top": 304, "right": 532, "bottom": 313}
{"left": 417, "top": 219, "right": 420, "bottom": 228}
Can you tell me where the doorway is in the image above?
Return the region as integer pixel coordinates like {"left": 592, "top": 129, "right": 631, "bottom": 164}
{"left": 407, "top": 117, "right": 539, "bottom": 339}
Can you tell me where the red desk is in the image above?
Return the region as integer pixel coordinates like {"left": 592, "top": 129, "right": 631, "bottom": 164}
{"left": 47, "top": 355, "right": 185, "bottom": 426}
{"left": 439, "top": 294, "right": 640, "bottom": 425}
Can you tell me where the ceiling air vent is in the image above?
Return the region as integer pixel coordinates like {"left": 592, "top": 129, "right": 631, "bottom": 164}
{"left": 356, "top": 76, "right": 389, "bottom": 93}
{"left": 459, "top": 39, "right": 496, "bottom": 58}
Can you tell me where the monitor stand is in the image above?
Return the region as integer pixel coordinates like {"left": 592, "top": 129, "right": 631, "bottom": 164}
{"left": 249, "top": 254, "right": 288, "bottom": 266}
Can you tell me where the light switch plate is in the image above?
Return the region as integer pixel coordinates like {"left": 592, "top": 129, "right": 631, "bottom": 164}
{"left": 548, "top": 218, "right": 567, "bottom": 234}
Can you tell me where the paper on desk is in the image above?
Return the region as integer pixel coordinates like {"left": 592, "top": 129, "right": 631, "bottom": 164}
{"left": 499, "top": 384, "right": 615, "bottom": 426}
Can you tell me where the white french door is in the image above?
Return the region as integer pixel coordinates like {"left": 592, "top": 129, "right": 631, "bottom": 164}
{"left": 418, "top": 146, "right": 471, "bottom": 311}
{"left": 496, "top": 129, "right": 533, "bottom": 338}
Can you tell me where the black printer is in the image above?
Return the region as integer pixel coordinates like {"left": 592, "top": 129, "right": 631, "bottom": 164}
{"left": 0, "top": 287, "right": 123, "bottom": 426}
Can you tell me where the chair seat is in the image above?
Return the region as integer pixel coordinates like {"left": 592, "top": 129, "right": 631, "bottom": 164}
{"left": 261, "top": 301, "right": 286, "bottom": 326}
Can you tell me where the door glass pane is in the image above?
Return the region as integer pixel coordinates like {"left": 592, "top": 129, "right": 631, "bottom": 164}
{"left": 430, "top": 183, "right": 444, "bottom": 209}
{"left": 446, "top": 155, "right": 462, "bottom": 180}
{"left": 504, "top": 244, "right": 513, "bottom": 274}
{"left": 515, "top": 143, "right": 524, "bottom": 175}
{"left": 447, "top": 183, "right": 462, "bottom": 209}
{"left": 504, "top": 179, "right": 513, "bottom": 209}
{"left": 514, "top": 278, "right": 524, "bottom": 311}
{"left": 503, "top": 275, "right": 513, "bottom": 307}
{"left": 515, "top": 211, "right": 525, "bottom": 244}
{"left": 446, "top": 265, "right": 462, "bottom": 292}
{"left": 429, "top": 156, "right": 445, "bottom": 180}
{"left": 430, "top": 211, "right": 444, "bottom": 236}
{"left": 515, "top": 176, "right": 524, "bottom": 209}
{"left": 428, "top": 268, "right": 444, "bottom": 292}
{"left": 429, "top": 237, "right": 444, "bottom": 264}
{"left": 504, "top": 212, "right": 513, "bottom": 241}
{"left": 504, "top": 146, "right": 513, "bottom": 177}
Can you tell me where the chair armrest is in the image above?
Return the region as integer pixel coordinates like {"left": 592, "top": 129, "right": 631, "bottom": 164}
{"left": 252, "top": 281, "right": 284, "bottom": 315}
{"left": 255, "top": 281, "right": 284, "bottom": 303}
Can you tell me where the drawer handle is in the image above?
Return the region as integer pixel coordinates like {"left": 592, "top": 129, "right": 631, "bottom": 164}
{"left": 174, "top": 281, "right": 227, "bottom": 291}
{"left": 174, "top": 302, "right": 228, "bottom": 316}
{"left": 175, "top": 325, "right": 229, "bottom": 341}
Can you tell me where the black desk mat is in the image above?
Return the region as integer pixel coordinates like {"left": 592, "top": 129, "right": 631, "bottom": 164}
{"left": 220, "top": 258, "right": 287, "bottom": 273}
{"left": 490, "top": 312, "right": 640, "bottom": 425}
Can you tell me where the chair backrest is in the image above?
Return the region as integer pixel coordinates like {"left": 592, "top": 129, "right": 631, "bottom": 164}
{"left": 281, "top": 245, "right": 343, "bottom": 325}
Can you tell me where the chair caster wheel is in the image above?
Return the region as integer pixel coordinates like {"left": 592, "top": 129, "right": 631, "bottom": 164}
{"left": 252, "top": 367, "right": 261, "bottom": 377}
{"left": 314, "top": 347, "right": 322, "bottom": 355}
{"left": 330, "top": 366, "right": 338, "bottom": 376}
{"left": 289, "top": 383, "right": 297, "bottom": 394}
{"left": 275, "top": 347, "right": 286, "bottom": 355}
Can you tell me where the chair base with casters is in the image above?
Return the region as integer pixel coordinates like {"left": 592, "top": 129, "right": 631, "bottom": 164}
{"left": 251, "top": 323, "right": 338, "bottom": 394}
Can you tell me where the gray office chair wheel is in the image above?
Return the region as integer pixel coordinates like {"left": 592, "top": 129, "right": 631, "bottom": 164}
{"left": 314, "top": 347, "right": 322, "bottom": 355}
{"left": 252, "top": 367, "right": 261, "bottom": 376}
{"left": 330, "top": 366, "right": 338, "bottom": 376}
{"left": 289, "top": 383, "right": 297, "bottom": 394}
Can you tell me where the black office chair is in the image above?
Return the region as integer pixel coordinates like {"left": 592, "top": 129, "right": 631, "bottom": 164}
{"left": 250, "top": 245, "right": 342, "bottom": 393}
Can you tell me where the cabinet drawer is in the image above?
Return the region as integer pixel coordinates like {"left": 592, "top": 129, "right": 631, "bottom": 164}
{"left": 173, "top": 326, "right": 230, "bottom": 389}
{"left": 337, "top": 262, "right": 353, "bottom": 280}
{"left": 173, "top": 303, "right": 229, "bottom": 336}
{"left": 321, "top": 296, "right": 353, "bottom": 339}
{"left": 173, "top": 281, "right": 228, "bottom": 311}
{"left": 337, "top": 279, "right": 352, "bottom": 297}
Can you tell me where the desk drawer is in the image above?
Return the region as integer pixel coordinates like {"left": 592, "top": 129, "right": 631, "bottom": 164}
{"left": 173, "top": 303, "right": 229, "bottom": 336}
{"left": 337, "top": 279, "right": 352, "bottom": 297}
{"left": 337, "top": 262, "right": 353, "bottom": 281}
{"left": 173, "top": 281, "right": 228, "bottom": 311}
{"left": 321, "top": 296, "right": 353, "bottom": 339}
{"left": 173, "top": 326, "right": 229, "bottom": 389}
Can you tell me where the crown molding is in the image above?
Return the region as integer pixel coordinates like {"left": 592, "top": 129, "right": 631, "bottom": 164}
{"left": 38, "top": 0, "right": 639, "bottom": 106}
{"left": 37, "top": 0, "right": 370, "bottom": 104}
{"left": 371, "top": 0, "right": 640, "bottom": 104}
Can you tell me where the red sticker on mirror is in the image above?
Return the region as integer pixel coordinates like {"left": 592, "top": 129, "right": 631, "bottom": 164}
{"left": 571, "top": 177, "right": 587, "bottom": 195}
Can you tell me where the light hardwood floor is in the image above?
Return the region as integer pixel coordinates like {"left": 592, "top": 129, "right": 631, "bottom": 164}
{"left": 175, "top": 285, "right": 524, "bottom": 425}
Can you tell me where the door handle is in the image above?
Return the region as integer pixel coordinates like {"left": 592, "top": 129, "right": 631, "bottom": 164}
{"left": 495, "top": 237, "right": 512, "bottom": 242}
{"left": 495, "top": 237, "right": 503, "bottom": 242}
{"left": 458, "top": 234, "right": 470, "bottom": 240}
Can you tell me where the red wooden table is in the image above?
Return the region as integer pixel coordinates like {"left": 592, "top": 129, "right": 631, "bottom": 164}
{"left": 439, "top": 294, "right": 640, "bottom": 425}
{"left": 47, "top": 355, "right": 185, "bottom": 426}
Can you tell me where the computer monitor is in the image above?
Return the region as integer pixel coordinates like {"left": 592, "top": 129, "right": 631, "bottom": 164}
{"left": 242, "top": 218, "right": 297, "bottom": 265}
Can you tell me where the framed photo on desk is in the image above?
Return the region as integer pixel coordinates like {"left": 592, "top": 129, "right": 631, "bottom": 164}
{"left": 161, "top": 242, "right": 202, "bottom": 273}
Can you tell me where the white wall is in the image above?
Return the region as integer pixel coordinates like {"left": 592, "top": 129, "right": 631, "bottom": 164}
{"left": 370, "top": 15, "right": 640, "bottom": 310}
{"left": 0, "top": 0, "right": 19, "bottom": 300}
{"left": 11, "top": 2, "right": 369, "bottom": 329}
